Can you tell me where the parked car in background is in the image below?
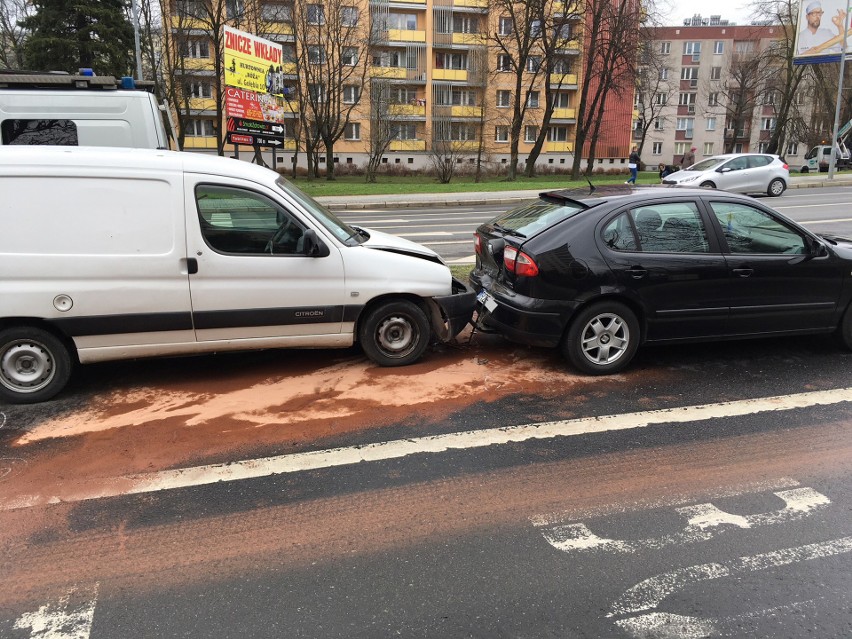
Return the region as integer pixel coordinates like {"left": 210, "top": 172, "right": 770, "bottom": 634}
{"left": 471, "top": 186, "right": 852, "bottom": 375}
{"left": 662, "top": 153, "right": 789, "bottom": 197}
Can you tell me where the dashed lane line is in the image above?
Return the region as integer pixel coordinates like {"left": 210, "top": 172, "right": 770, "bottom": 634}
{"left": 2, "top": 387, "right": 851, "bottom": 512}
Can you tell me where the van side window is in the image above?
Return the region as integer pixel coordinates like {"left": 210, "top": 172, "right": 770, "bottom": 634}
{"left": 195, "top": 185, "right": 305, "bottom": 255}
{"left": 1, "top": 119, "right": 78, "bottom": 145}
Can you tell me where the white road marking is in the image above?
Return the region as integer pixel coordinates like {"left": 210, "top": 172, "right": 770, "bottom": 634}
{"left": 540, "top": 487, "right": 830, "bottom": 554}
{"left": 396, "top": 231, "right": 454, "bottom": 237}
{"left": 352, "top": 218, "right": 409, "bottom": 224}
{"left": 3, "top": 388, "right": 851, "bottom": 511}
{"left": 13, "top": 584, "right": 99, "bottom": 639}
{"left": 419, "top": 240, "right": 473, "bottom": 246}
{"left": 774, "top": 203, "right": 852, "bottom": 210}
{"left": 799, "top": 217, "right": 852, "bottom": 224}
{"left": 608, "top": 536, "right": 852, "bottom": 620}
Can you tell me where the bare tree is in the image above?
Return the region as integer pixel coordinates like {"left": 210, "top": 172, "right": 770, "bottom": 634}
{"left": 365, "top": 78, "right": 395, "bottom": 182}
{"left": 632, "top": 24, "right": 673, "bottom": 155}
{"left": 488, "top": 0, "right": 548, "bottom": 179}
{"left": 571, "top": 0, "right": 641, "bottom": 178}
{"left": 292, "top": 0, "right": 373, "bottom": 179}
{"left": 716, "top": 41, "right": 766, "bottom": 153}
{"left": 0, "top": 0, "right": 29, "bottom": 69}
{"left": 428, "top": 120, "right": 472, "bottom": 183}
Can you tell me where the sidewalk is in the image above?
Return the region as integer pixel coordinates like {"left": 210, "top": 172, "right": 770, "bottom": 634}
{"left": 317, "top": 173, "right": 852, "bottom": 211}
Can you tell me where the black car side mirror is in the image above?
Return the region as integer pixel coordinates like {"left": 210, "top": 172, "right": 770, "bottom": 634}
{"left": 303, "top": 229, "right": 330, "bottom": 257}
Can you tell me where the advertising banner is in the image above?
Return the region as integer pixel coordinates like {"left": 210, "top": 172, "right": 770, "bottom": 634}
{"left": 224, "top": 25, "right": 286, "bottom": 96}
{"left": 794, "top": 0, "right": 851, "bottom": 64}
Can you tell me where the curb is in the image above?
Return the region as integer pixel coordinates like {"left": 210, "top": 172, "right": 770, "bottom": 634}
{"left": 319, "top": 177, "right": 852, "bottom": 211}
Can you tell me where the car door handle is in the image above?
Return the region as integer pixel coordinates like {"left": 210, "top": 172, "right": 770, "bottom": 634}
{"left": 732, "top": 267, "right": 753, "bottom": 277}
{"left": 626, "top": 266, "right": 647, "bottom": 279}
{"left": 184, "top": 258, "right": 198, "bottom": 274}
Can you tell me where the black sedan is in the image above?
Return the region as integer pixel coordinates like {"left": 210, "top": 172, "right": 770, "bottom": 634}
{"left": 471, "top": 185, "right": 852, "bottom": 374}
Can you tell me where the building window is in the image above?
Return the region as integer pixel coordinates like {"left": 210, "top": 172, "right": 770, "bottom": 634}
{"left": 553, "top": 58, "right": 572, "bottom": 74}
{"left": 435, "top": 52, "right": 466, "bottom": 70}
{"left": 703, "top": 142, "right": 714, "bottom": 155}
{"left": 675, "top": 142, "right": 687, "bottom": 156}
{"left": 706, "top": 117, "right": 716, "bottom": 131}
{"left": 714, "top": 41, "right": 724, "bottom": 54}
{"left": 710, "top": 66, "right": 721, "bottom": 80}
{"left": 547, "top": 126, "right": 569, "bottom": 142}
{"left": 342, "top": 85, "right": 360, "bottom": 104}
{"left": 654, "top": 119, "right": 665, "bottom": 131}
{"left": 498, "top": 16, "right": 513, "bottom": 35}
{"left": 307, "top": 4, "right": 325, "bottom": 24}
{"left": 678, "top": 92, "right": 696, "bottom": 106}
{"left": 708, "top": 92, "right": 720, "bottom": 106}
{"left": 659, "top": 68, "right": 668, "bottom": 80}
{"left": 529, "top": 19, "right": 542, "bottom": 37}
{"left": 394, "top": 123, "right": 417, "bottom": 140}
{"left": 734, "top": 143, "right": 744, "bottom": 153}
{"left": 261, "top": 2, "right": 291, "bottom": 21}
{"left": 680, "top": 67, "right": 699, "bottom": 81}
{"left": 655, "top": 93, "right": 668, "bottom": 105}
{"left": 308, "top": 46, "right": 326, "bottom": 64}
{"left": 676, "top": 118, "right": 694, "bottom": 137}
{"left": 497, "top": 54, "right": 512, "bottom": 72}
{"left": 344, "top": 122, "right": 360, "bottom": 140}
{"left": 527, "top": 91, "right": 540, "bottom": 107}
{"left": 524, "top": 125, "right": 538, "bottom": 143}
{"left": 763, "top": 91, "right": 777, "bottom": 105}
{"left": 226, "top": 0, "right": 244, "bottom": 19}
{"left": 652, "top": 142, "right": 662, "bottom": 155}
{"left": 495, "top": 125, "right": 509, "bottom": 142}
{"left": 342, "top": 47, "right": 358, "bottom": 66}
{"left": 758, "top": 142, "right": 769, "bottom": 153}
{"left": 187, "top": 119, "right": 214, "bottom": 137}
{"left": 496, "top": 89, "right": 511, "bottom": 107}
{"left": 308, "top": 83, "right": 327, "bottom": 102}
{"left": 552, "top": 92, "right": 570, "bottom": 108}
{"left": 181, "top": 38, "right": 210, "bottom": 58}
{"left": 683, "top": 41, "right": 701, "bottom": 58}
{"left": 527, "top": 56, "right": 542, "bottom": 72}
{"left": 786, "top": 142, "right": 799, "bottom": 155}
{"left": 341, "top": 5, "right": 358, "bottom": 26}
{"left": 660, "top": 41, "right": 671, "bottom": 54}
{"left": 387, "top": 12, "right": 417, "bottom": 30}
{"left": 761, "top": 117, "right": 776, "bottom": 131}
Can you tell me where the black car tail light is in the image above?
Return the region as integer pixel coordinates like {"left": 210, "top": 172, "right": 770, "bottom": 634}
{"left": 504, "top": 246, "right": 540, "bottom": 277}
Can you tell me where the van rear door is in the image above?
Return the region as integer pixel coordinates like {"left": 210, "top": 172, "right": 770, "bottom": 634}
{"left": 183, "top": 175, "right": 347, "bottom": 342}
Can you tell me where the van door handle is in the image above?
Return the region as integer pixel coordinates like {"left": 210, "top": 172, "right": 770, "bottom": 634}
{"left": 626, "top": 266, "right": 647, "bottom": 279}
{"left": 185, "top": 258, "right": 198, "bottom": 274}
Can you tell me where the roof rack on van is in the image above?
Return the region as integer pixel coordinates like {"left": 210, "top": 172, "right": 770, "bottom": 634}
{"left": 0, "top": 70, "right": 156, "bottom": 93}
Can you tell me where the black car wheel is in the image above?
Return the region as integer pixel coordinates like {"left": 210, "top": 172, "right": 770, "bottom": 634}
{"left": 359, "top": 300, "right": 430, "bottom": 366}
{"left": 0, "top": 327, "right": 73, "bottom": 404}
{"left": 767, "top": 178, "right": 786, "bottom": 197}
{"left": 562, "top": 302, "right": 640, "bottom": 375}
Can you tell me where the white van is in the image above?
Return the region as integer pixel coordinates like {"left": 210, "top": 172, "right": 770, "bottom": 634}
{"left": 0, "top": 147, "right": 475, "bottom": 403}
{"left": 0, "top": 71, "right": 170, "bottom": 149}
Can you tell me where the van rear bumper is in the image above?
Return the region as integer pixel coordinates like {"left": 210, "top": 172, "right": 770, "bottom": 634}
{"left": 433, "top": 278, "right": 477, "bottom": 339}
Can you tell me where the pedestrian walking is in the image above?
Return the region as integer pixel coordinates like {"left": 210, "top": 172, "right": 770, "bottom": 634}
{"left": 681, "top": 146, "right": 696, "bottom": 169}
{"left": 626, "top": 146, "right": 641, "bottom": 184}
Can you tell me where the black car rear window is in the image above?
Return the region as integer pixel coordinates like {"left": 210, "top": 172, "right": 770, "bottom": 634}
{"left": 490, "top": 199, "right": 587, "bottom": 237}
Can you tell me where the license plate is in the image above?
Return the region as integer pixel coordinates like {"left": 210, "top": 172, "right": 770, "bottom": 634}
{"left": 477, "top": 289, "right": 497, "bottom": 313}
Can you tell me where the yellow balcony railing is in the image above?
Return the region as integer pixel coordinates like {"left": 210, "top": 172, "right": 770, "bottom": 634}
{"left": 393, "top": 0, "right": 426, "bottom": 3}
{"left": 180, "top": 58, "right": 214, "bottom": 71}
{"left": 370, "top": 66, "right": 407, "bottom": 79}
{"left": 453, "top": 0, "right": 488, "bottom": 7}
{"left": 388, "top": 29, "right": 426, "bottom": 42}
{"left": 450, "top": 105, "right": 482, "bottom": 118}
{"left": 281, "top": 62, "right": 297, "bottom": 75}
{"left": 282, "top": 140, "right": 297, "bottom": 151}
{"left": 433, "top": 69, "right": 467, "bottom": 81}
{"left": 551, "top": 108, "right": 576, "bottom": 119}
{"left": 549, "top": 73, "right": 578, "bottom": 86}
{"left": 389, "top": 104, "right": 426, "bottom": 116}
{"left": 170, "top": 16, "right": 211, "bottom": 29}
{"left": 544, "top": 141, "right": 574, "bottom": 153}
{"left": 184, "top": 136, "right": 219, "bottom": 150}
{"left": 452, "top": 32, "right": 485, "bottom": 46}
{"left": 188, "top": 97, "right": 216, "bottom": 111}
{"left": 389, "top": 140, "right": 426, "bottom": 151}
{"left": 263, "top": 23, "right": 294, "bottom": 36}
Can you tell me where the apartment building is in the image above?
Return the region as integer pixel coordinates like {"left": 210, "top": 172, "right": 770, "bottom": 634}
{"left": 636, "top": 16, "right": 806, "bottom": 168}
{"left": 166, "top": 0, "right": 633, "bottom": 170}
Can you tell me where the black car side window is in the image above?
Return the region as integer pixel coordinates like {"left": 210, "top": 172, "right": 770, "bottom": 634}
{"left": 709, "top": 202, "right": 807, "bottom": 254}
{"left": 602, "top": 213, "right": 637, "bottom": 251}
{"left": 629, "top": 202, "right": 710, "bottom": 253}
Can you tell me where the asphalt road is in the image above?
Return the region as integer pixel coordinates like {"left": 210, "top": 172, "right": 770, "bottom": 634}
{"left": 2, "top": 187, "right": 852, "bottom": 638}
{"left": 335, "top": 186, "right": 852, "bottom": 263}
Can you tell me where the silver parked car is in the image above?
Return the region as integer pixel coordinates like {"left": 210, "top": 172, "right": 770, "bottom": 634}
{"left": 663, "top": 153, "right": 789, "bottom": 197}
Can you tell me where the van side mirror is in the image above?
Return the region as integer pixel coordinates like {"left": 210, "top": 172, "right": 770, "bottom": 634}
{"left": 303, "top": 229, "right": 329, "bottom": 257}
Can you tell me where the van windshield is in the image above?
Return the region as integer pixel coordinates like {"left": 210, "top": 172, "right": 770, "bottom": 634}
{"left": 275, "top": 176, "right": 361, "bottom": 245}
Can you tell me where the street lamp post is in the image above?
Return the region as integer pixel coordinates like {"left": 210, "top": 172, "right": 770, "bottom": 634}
{"left": 828, "top": 0, "right": 852, "bottom": 179}
{"left": 131, "top": 0, "right": 144, "bottom": 81}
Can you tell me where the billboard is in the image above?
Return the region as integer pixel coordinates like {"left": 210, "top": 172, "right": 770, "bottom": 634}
{"left": 223, "top": 26, "right": 291, "bottom": 147}
{"left": 794, "top": 0, "right": 851, "bottom": 64}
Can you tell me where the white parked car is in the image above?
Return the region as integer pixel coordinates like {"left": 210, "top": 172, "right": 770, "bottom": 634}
{"left": 0, "top": 147, "right": 476, "bottom": 403}
{"left": 663, "top": 153, "right": 789, "bottom": 197}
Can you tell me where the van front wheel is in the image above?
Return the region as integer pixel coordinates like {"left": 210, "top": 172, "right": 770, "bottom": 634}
{"left": 359, "top": 300, "right": 430, "bottom": 366}
{"left": 0, "top": 327, "right": 72, "bottom": 404}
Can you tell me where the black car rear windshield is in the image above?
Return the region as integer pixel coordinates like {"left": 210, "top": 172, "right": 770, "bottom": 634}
{"left": 491, "top": 199, "right": 588, "bottom": 237}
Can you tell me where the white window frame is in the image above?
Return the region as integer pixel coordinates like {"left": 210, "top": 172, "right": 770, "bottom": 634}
{"left": 524, "top": 125, "right": 538, "bottom": 143}
{"left": 307, "top": 3, "right": 325, "bottom": 24}
{"left": 496, "top": 89, "right": 511, "bottom": 107}
{"left": 714, "top": 41, "right": 724, "bottom": 54}
{"left": 495, "top": 125, "right": 509, "bottom": 142}
{"left": 652, "top": 142, "right": 662, "bottom": 155}
{"left": 660, "top": 41, "right": 671, "bottom": 54}
{"left": 344, "top": 122, "right": 361, "bottom": 141}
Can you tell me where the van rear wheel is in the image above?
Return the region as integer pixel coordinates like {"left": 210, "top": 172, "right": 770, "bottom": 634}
{"left": 0, "top": 327, "right": 72, "bottom": 404}
{"left": 359, "top": 300, "right": 430, "bottom": 366}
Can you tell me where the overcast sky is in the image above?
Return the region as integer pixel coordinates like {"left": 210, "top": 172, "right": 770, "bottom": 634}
{"left": 661, "top": 2, "right": 759, "bottom": 26}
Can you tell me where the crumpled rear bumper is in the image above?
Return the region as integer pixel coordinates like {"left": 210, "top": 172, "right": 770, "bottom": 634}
{"left": 432, "top": 277, "right": 477, "bottom": 340}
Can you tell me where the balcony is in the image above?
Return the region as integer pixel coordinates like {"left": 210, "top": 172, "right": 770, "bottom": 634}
{"left": 170, "top": 15, "right": 210, "bottom": 29}
{"left": 370, "top": 66, "right": 408, "bottom": 79}
{"left": 549, "top": 73, "right": 578, "bottom": 86}
{"left": 390, "top": 0, "right": 426, "bottom": 4}
{"left": 184, "top": 136, "right": 218, "bottom": 150}
{"left": 544, "top": 141, "right": 574, "bottom": 153}
{"left": 263, "top": 23, "right": 294, "bottom": 36}
{"left": 180, "top": 58, "right": 214, "bottom": 72}
{"left": 388, "top": 29, "right": 426, "bottom": 42}
{"left": 282, "top": 139, "right": 297, "bottom": 151}
{"left": 452, "top": 32, "right": 486, "bottom": 46}
{"left": 551, "top": 107, "right": 576, "bottom": 120}
{"left": 388, "top": 104, "right": 427, "bottom": 117}
{"left": 389, "top": 139, "right": 426, "bottom": 151}
{"left": 434, "top": 105, "right": 481, "bottom": 118}
{"left": 188, "top": 97, "right": 216, "bottom": 111}
{"left": 453, "top": 0, "right": 488, "bottom": 7}
{"left": 433, "top": 69, "right": 468, "bottom": 81}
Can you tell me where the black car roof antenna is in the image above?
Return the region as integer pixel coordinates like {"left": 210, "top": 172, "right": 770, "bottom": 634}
{"left": 585, "top": 175, "right": 596, "bottom": 195}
